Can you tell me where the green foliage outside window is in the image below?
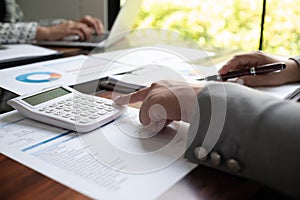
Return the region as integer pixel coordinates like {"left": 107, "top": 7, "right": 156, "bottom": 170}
{"left": 133, "top": 0, "right": 300, "bottom": 56}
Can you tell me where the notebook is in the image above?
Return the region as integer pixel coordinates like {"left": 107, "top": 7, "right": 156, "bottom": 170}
{"left": 35, "top": 0, "right": 143, "bottom": 49}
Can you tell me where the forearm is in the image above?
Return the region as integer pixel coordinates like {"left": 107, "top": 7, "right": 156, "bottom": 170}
{"left": 185, "top": 82, "right": 300, "bottom": 198}
{"left": 0, "top": 22, "right": 37, "bottom": 44}
{"left": 38, "top": 18, "right": 65, "bottom": 27}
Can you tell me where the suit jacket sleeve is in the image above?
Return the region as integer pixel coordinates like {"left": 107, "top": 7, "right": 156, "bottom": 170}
{"left": 185, "top": 82, "right": 300, "bottom": 198}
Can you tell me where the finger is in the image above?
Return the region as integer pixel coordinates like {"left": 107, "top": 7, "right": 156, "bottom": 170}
{"left": 79, "top": 24, "right": 93, "bottom": 41}
{"left": 139, "top": 96, "right": 170, "bottom": 126}
{"left": 81, "top": 16, "right": 102, "bottom": 35}
{"left": 72, "top": 22, "right": 93, "bottom": 40}
{"left": 98, "top": 20, "right": 105, "bottom": 33}
{"left": 113, "top": 87, "right": 151, "bottom": 105}
{"left": 236, "top": 72, "right": 286, "bottom": 87}
{"left": 70, "top": 30, "right": 85, "bottom": 41}
{"left": 219, "top": 53, "right": 261, "bottom": 74}
{"left": 139, "top": 98, "right": 155, "bottom": 126}
{"left": 92, "top": 18, "right": 103, "bottom": 35}
{"left": 145, "top": 119, "right": 166, "bottom": 134}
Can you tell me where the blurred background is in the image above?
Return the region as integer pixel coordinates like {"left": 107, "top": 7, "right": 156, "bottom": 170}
{"left": 18, "top": 0, "right": 300, "bottom": 56}
{"left": 133, "top": 0, "right": 300, "bottom": 56}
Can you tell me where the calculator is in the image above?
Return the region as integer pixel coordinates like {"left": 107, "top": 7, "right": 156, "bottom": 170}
{"left": 8, "top": 86, "right": 126, "bottom": 132}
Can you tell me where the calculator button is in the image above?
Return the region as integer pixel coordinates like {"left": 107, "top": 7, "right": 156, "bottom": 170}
{"left": 72, "top": 109, "right": 81, "bottom": 114}
{"left": 87, "top": 109, "right": 97, "bottom": 113}
{"left": 45, "top": 109, "right": 54, "bottom": 113}
{"left": 62, "top": 113, "right": 72, "bottom": 118}
{"left": 104, "top": 102, "right": 112, "bottom": 106}
{"left": 70, "top": 116, "right": 79, "bottom": 121}
{"left": 105, "top": 107, "right": 114, "bottom": 112}
{"left": 81, "top": 106, "right": 90, "bottom": 110}
{"left": 54, "top": 111, "right": 64, "bottom": 116}
{"left": 96, "top": 99, "right": 104, "bottom": 104}
{"left": 80, "top": 96, "right": 88, "bottom": 100}
{"left": 73, "top": 99, "right": 81, "bottom": 103}
{"left": 89, "top": 114, "right": 100, "bottom": 119}
{"left": 98, "top": 110, "right": 107, "bottom": 115}
{"left": 49, "top": 104, "right": 57, "bottom": 108}
{"left": 79, "top": 118, "right": 90, "bottom": 124}
{"left": 97, "top": 105, "right": 105, "bottom": 109}
{"left": 39, "top": 107, "right": 47, "bottom": 111}
{"left": 58, "top": 101, "right": 66, "bottom": 104}
{"left": 80, "top": 112, "right": 90, "bottom": 117}
{"left": 64, "top": 107, "right": 72, "bottom": 112}
{"left": 72, "top": 104, "right": 81, "bottom": 108}
{"left": 88, "top": 98, "right": 96, "bottom": 102}
{"left": 56, "top": 105, "right": 65, "bottom": 109}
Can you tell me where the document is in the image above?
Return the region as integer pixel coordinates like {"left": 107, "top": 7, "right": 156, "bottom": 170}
{"left": 0, "top": 44, "right": 58, "bottom": 61}
{"left": 92, "top": 44, "right": 215, "bottom": 67}
{"left": 0, "top": 55, "right": 135, "bottom": 95}
{"left": 0, "top": 107, "right": 197, "bottom": 200}
{"left": 257, "top": 83, "right": 300, "bottom": 99}
{"left": 0, "top": 45, "right": 216, "bottom": 96}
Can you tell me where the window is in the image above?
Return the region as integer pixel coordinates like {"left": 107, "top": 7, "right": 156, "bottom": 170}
{"left": 132, "top": 0, "right": 300, "bottom": 56}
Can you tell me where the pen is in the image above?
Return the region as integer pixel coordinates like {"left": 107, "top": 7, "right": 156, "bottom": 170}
{"left": 99, "top": 62, "right": 286, "bottom": 93}
{"left": 99, "top": 77, "right": 146, "bottom": 93}
{"left": 197, "top": 62, "right": 286, "bottom": 81}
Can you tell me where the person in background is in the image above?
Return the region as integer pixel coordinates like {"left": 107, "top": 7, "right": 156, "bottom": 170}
{"left": 114, "top": 51, "right": 300, "bottom": 198}
{"left": 0, "top": 0, "right": 104, "bottom": 44}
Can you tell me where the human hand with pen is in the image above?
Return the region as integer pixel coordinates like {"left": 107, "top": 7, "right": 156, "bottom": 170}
{"left": 220, "top": 51, "right": 300, "bottom": 87}
{"left": 114, "top": 80, "right": 202, "bottom": 131}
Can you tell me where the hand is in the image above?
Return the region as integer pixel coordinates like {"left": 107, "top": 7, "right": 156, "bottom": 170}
{"left": 79, "top": 15, "right": 104, "bottom": 35}
{"left": 36, "top": 16, "right": 104, "bottom": 41}
{"left": 219, "top": 51, "right": 300, "bottom": 87}
{"left": 114, "top": 81, "right": 202, "bottom": 131}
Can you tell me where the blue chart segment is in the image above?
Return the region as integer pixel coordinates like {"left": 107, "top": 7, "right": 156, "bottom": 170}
{"left": 16, "top": 72, "right": 62, "bottom": 83}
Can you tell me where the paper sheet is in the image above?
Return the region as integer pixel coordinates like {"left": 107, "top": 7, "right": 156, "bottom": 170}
{"left": 92, "top": 44, "right": 215, "bottom": 67}
{"left": 256, "top": 83, "right": 300, "bottom": 99}
{"left": 0, "top": 55, "right": 135, "bottom": 95}
{"left": 0, "top": 44, "right": 58, "bottom": 61}
{"left": 0, "top": 107, "right": 197, "bottom": 200}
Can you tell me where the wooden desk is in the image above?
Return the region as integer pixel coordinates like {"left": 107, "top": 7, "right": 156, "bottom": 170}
{"left": 0, "top": 33, "right": 280, "bottom": 199}
{"left": 0, "top": 90, "right": 259, "bottom": 200}
{"left": 41, "top": 46, "right": 91, "bottom": 57}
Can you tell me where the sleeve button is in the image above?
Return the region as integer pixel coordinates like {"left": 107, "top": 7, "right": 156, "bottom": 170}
{"left": 210, "top": 152, "right": 222, "bottom": 166}
{"left": 227, "top": 159, "right": 241, "bottom": 172}
{"left": 194, "top": 147, "right": 208, "bottom": 161}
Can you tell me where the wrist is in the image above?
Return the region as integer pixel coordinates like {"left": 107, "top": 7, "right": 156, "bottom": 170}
{"left": 283, "top": 59, "right": 300, "bottom": 84}
{"left": 289, "top": 56, "right": 300, "bottom": 68}
{"left": 35, "top": 26, "right": 51, "bottom": 41}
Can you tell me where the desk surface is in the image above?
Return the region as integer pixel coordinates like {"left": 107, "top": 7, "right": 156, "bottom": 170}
{"left": 0, "top": 90, "right": 259, "bottom": 200}
{"left": 0, "top": 34, "right": 274, "bottom": 199}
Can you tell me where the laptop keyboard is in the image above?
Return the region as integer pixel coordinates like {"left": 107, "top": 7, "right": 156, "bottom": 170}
{"left": 86, "top": 33, "right": 109, "bottom": 43}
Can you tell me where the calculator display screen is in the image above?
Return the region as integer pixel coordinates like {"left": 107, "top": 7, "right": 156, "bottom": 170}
{"left": 22, "top": 87, "right": 71, "bottom": 106}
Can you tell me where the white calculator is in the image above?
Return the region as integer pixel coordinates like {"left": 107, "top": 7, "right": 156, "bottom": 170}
{"left": 8, "top": 86, "right": 126, "bottom": 132}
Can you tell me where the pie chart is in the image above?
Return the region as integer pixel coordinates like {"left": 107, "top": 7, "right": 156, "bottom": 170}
{"left": 16, "top": 72, "right": 62, "bottom": 83}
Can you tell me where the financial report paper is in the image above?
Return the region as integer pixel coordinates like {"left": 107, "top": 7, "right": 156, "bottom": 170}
{"left": 0, "top": 107, "right": 197, "bottom": 199}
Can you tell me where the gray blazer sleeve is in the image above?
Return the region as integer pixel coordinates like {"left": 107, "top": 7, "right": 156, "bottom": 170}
{"left": 185, "top": 82, "right": 300, "bottom": 198}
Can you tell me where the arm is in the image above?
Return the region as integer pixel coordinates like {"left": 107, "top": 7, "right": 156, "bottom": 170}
{"left": 0, "top": 22, "right": 37, "bottom": 44}
{"left": 185, "top": 82, "right": 300, "bottom": 198}
{"left": 219, "top": 51, "right": 300, "bottom": 87}
{"left": 289, "top": 55, "right": 300, "bottom": 69}
{"left": 0, "top": 19, "right": 103, "bottom": 44}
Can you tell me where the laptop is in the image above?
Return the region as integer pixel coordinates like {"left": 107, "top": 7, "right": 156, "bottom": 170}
{"left": 35, "top": 0, "right": 143, "bottom": 49}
